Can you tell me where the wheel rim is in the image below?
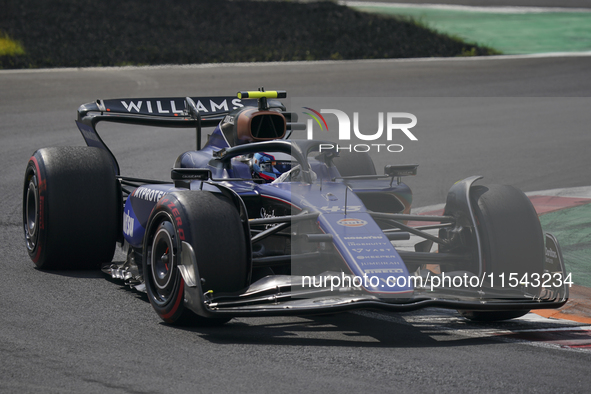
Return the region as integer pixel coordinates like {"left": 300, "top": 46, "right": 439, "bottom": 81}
{"left": 24, "top": 175, "right": 38, "bottom": 250}
{"left": 150, "top": 222, "right": 177, "bottom": 302}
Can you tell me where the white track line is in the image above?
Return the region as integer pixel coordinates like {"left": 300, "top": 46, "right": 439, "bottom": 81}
{"left": 2, "top": 51, "right": 591, "bottom": 74}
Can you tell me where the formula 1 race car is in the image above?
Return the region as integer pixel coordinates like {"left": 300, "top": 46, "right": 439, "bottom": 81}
{"left": 22, "top": 90, "right": 569, "bottom": 325}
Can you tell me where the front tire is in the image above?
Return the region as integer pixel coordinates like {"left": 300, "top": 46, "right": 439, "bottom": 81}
{"left": 143, "top": 191, "right": 249, "bottom": 326}
{"left": 458, "top": 184, "right": 544, "bottom": 322}
{"left": 22, "top": 147, "right": 120, "bottom": 269}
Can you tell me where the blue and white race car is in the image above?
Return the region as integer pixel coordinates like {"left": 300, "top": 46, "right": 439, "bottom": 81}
{"left": 22, "top": 90, "right": 569, "bottom": 325}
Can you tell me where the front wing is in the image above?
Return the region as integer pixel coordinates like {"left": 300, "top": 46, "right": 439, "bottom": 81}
{"left": 178, "top": 233, "right": 569, "bottom": 318}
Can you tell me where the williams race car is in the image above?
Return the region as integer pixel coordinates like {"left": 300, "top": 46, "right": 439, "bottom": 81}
{"left": 23, "top": 90, "right": 569, "bottom": 325}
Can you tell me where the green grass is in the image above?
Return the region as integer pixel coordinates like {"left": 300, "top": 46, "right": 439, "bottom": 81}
{"left": 540, "top": 203, "right": 591, "bottom": 287}
{"left": 0, "top": 32, "right": 25, "bottom": 56}
{"left": 352, "top": 6, "right": 591, "bottom": 54}
{"left": 0, "top": 0, "right": 497, "bottom": 69}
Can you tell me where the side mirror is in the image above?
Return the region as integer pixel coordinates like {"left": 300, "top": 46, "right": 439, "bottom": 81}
{"left": 171, "top": 168, "right": 212, "bottom": 189}
{"left": 384, "top": 164, "right": 418, "bottom": 177}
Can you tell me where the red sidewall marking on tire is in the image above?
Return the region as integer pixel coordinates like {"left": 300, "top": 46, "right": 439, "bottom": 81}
{"left": 160, "top": 278, "right": 184, "bottom": 322}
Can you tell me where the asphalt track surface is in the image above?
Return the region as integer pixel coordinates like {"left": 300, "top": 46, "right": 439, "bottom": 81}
{"left": 1, "top": 55, "right": 591, "bottom": 393}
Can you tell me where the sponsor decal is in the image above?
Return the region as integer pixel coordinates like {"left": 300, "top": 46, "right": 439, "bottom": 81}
{"left": 359, "top": 261, "right": 402, "bottom": 266}
{"left": 365, "top": 268, "right": 405, "bottom": 274}
{"left": 321, "top": 205, "right": 361, "bottom": 212}
{"left": 336, "top": 218, "right": 367, "bottom": 227}
{"left": 260, "top": 207, "right": 277, "bottom": 229}
{"left": 159, "top": 198, "right": 185, "bottom": 241}
{"left": 260, "top": 207, "right": 276, "bottom": 219}
{"left": 343, "top": 235, "right": 384, "bottom": 240}
{"left": 545, "top": 247, "right": 558, "bottom": 260}
{"left": 123, "top": 210, "right": 134, "bottom": 237}
{"left": 347, "top": 242, "right": 389, "bottom": 246}
{"left": 352, "top": 248, "right": 390, "bottom": 253}
{"left": 133, "top": 187, "right": 167, "bottom": 203}
{"left": 116, "top": 98, "right": 244, "bottom": 115}
{"left": 357, "top": 255, "right": 398, "bottom": 260}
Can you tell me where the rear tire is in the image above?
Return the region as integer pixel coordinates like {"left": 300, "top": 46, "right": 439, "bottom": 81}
{"left": 458, "top": 184, "right": 544, "bottom": 322}
{"left": 332, "top": 151, "right": 376, "bottom": 177}
{"left": 143, "top": 191, "right": 249, "bottom": 326}
{"left": 22, "top": 147, "right": 120, "bottom": 269}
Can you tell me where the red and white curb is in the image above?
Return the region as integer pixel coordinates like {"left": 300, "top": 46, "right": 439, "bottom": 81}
{"left": 407, "top": 185, "right": 591, "bottom": 331}
{"left": 411, "top": 185, "right": 591, "bottom": 219}
{"left": 356, "top": 309, "right": 591, "bottom": 352}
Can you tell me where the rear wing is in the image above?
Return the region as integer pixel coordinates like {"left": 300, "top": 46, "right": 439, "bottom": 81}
{"left": 78, "top": 96, "right": 258, "bottom": 126}
{"left": 76, "top": 96, "right": 262, "bottom": 175}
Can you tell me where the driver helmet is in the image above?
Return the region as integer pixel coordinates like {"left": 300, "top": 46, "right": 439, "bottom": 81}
{"left": 251, "top": 152, "right": 293, "bottom": 182}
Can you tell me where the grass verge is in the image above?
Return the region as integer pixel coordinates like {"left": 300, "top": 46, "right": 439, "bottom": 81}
{"left": 0, "top": 0, "right": 498, "bottom": 69}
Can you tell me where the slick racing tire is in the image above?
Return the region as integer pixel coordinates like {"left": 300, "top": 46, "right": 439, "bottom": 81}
{"left": 332, "top": 151, "right": 376, "bottom": 177}
{"left": 458, "top": 184, "right": 544, "bottom": 322}
{"left": 143, "top": 191, "right": 248, "bottom": 326}
{"left": 22, "top": 147, "right": 120, "bottom": 269}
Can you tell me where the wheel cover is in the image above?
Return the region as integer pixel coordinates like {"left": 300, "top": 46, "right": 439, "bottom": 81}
{"left": 150, "top": 222, "right": 177, "bottom": 303}
{"left": 24, "top": 174, "right": 38, "bottom": 251}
